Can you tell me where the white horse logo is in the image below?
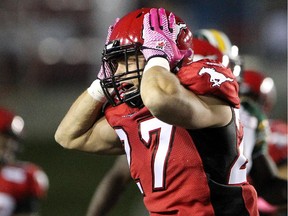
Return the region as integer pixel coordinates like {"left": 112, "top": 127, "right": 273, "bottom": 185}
{"left": 199, "top": 67, "right": 234, "bottom": 87}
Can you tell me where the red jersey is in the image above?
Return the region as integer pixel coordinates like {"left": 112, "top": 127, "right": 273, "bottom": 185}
{"left": 268, "top": 119, "right": 288, "bottom": 165}
{"left": 104, "top": 59, "right": 258, "bottom": 216}
{"left": 0, "top": 162, "right": 49, "bottom": 214}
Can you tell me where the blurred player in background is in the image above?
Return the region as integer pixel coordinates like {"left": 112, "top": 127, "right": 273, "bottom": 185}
{"left": 0, "top": 107, "right": 49, "bottom": 216}
{"left": 240, "top": 70, "right": 287, "bottom": 178}
{"left": 240, "top": 70, "right": 287, "bottom": 216}
{"left": 195, "top": 29, "right": 287, "bottom": 216}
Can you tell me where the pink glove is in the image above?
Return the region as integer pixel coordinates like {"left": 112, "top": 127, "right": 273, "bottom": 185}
{"left": 105, "top": 18, "right": 120, "bottom": 44}
{"left": 97, "top": 62, "right": 111, "bottom": 80}
{"left": 97, "top": 18, "right": 119, "bottom": 80}
{"left": 142, "top": 8, "right": 188, "bottom": 68}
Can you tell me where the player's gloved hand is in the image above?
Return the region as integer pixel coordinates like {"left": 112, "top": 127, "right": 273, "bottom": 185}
{"left": 141, "top": 8, "right": 190, "bottom": 69}
{"left": 105, "top": 18, "right": 120, "bottom": 45}
{"left": 97, "top": 18, "right": 119, "bottom": 80}
{"left": 89, "top": 18, "right": 119, "bottom": 102}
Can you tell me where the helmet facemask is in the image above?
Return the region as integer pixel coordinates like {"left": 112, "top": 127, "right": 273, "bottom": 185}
{"left": 98, "top": 8, "right": 193, "bottom": 107}
{"left": 100, "top": 40, "right": 144, "bottom": 107}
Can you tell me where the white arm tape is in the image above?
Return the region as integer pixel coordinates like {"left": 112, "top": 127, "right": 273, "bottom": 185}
{"left": 143, "top": 57, "right": 170, "bottom": 73}
{"left": 87, "top": 79, "right": 106, "bottom": 102}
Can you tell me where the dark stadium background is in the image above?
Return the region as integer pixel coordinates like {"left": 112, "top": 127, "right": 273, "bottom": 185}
{"left": 1, "top": 0, "right": 286, "bottom": 215}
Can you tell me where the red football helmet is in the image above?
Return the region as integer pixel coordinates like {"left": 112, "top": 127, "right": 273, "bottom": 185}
{"left": 240, "top": 70, "right": 277, "bottom": 113}
{"left": 194, "top": 29, "right": 242, "bottom": 80}
{"left": 192, "top": 38, "right": 223, "bottom": 62}
{"left": 100, "top": 8, "right": 193, "bottom": 107}
{"left": 0, "top": 107, "right": 25, "bottom": 163}
{"left": 0, "top": 108, "right": 24, "bottom": 139}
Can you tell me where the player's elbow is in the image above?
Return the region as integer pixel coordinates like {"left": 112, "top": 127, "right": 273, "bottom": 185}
{"left": 54, "top": 129, "right": 76, "bottom": 150}
{"left": 54, "top": 131, "right": 68, "bottom": 149}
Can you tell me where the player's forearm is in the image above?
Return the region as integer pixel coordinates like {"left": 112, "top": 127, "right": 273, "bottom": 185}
{"left": 141, "top": 67, "right": 196, "bottom": 127}
{"left": 141, "top": 66, "right": 231, "bottom": 129}
{"left": 141, "top": 65, "right": 180, "bottom": 110}
{"left": 55, "top": 90, "right": 103, "bottom": 150}
{"left": 86, "top": 181, "right": 118, "bottom": 216}
{"left": 86, "top": 169, "right": 131, "bottom": 216}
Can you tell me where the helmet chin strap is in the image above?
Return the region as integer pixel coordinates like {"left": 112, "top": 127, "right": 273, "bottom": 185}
{"left": 124, "top": 92, "right": 143, "bottom": 108}
{"left": 171, "top": 58, "right": 184, "bottom": 74}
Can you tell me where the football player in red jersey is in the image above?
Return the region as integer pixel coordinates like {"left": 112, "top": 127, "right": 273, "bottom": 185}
{"left": 55, "top": 8, "right": 258, "bottom": 216}
{"left": 0, "top": 107, "right": 49, "bottom": 216}
{"left": 86, "top": 37, "right": 226, "bottom": 216}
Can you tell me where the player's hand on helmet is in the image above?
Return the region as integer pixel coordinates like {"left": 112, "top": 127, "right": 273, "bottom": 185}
{"left": 97, "top": 18, "right": 119, "bottom": 80}
{"left": 88, "top": 19, "right": 119, "bottom": 101}
{"left": 105, "top": 18, "right": 120, "bottom": 45}
{"left": 141, "top": 8, "right": 189, "bottom": 69}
